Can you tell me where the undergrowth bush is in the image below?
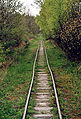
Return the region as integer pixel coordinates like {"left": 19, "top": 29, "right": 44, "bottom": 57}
{"left": 56, "top": 12, "right": 81, "bottom": 61}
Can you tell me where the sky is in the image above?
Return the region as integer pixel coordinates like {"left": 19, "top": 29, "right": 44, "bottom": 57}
{"left": 19, "top": 0, "right": 41, "bottom": 16}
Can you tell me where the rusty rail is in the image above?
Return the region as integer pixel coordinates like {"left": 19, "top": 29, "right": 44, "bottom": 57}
{"left": 45, "top": 46, "right": 62, "bottom": 119}
{"left": 22, "top": 47, "right": 39, "bottom": 119}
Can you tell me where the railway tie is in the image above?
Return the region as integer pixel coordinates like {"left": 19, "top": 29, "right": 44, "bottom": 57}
{"left": 32, "top": 41, "right": 53, "bottom": 119}
{"left": 22, "top": 40, "right": 62, "bottom": 119}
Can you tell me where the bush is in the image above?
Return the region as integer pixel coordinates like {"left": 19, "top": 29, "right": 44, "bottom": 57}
{"left": 56, "top": 12, "right": 81, "bottom": 61}
{"left": 0, "top": 43, "right": 5, "bottom": 64}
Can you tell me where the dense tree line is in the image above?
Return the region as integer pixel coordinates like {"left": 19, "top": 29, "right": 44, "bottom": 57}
{"left": 26, "top": 15, "right": 40, "bottom": 35}
{"left": 0, "top": 0, "right": 39, "bottom": 66}
{"left": 36, "top": 0, "right": 81, "bottom": 61}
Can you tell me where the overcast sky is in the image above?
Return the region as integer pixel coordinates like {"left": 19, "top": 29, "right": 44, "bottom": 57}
{"left": 19, "top": 0, "right": 40, "bottom": 16}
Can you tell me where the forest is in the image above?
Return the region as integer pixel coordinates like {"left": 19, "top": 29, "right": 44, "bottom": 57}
{"left": 0, "top": 0, "right": 39, "bottom": 67}
{"left": 0, "top": 0, "right": 81, "bottom": 119}
{"left": 0, "top": 0, "right": 81, "bottom": 65}
{"left": 36, "top": 0, "right": 81, "bottom": 61}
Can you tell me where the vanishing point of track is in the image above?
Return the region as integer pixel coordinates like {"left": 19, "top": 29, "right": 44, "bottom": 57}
{"left": 22, "top": 41, "right": 62, "bottom": 119}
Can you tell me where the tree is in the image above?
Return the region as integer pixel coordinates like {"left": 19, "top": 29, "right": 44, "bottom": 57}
{"left": 0, "top": 0, "right": 27, "bottom": 63}
{"left": 36, "top": 0, "right": 81, "bottom": 61}
{"left": 35, "top": 0, "right": 80, "bottom": 38}
{"left": 0, "top": 0, "right": 40, "bottom": 65}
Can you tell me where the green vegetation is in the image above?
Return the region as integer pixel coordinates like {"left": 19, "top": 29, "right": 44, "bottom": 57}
{"left": 0, "top": 0, "right": 40, "bottom": 118}
{"left": 56, "top": 12, "right": 81, "bottom": 61}
{"left": 36, "top": 0, "right": 81, "bottom": 61}
{"left": 0, "top": 0, "right": 81, "bottom": 118}
{"left": 0, "top": 0, "right": 39, "bottom": 66}
{"left": 0, "top": 36, "right": 39, "bottom": 119}
{"left": 45, "top": 39, "right": 81, "bottom": 118}
{"left": 36, "top": 0, "right": 79, "bottom": 38}
{"left": 26, "top": 51, "right": 40, "bottom": 119}
{"left": 27, "top": 40, "right": 59, "bottom": 119}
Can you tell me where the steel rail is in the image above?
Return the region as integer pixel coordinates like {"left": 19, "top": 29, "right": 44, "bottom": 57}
{"left": 45, "top": 46, "right": 62, "bottom": 119}
{"left": 22, "top": 47, "right": 39, "bottom": 119}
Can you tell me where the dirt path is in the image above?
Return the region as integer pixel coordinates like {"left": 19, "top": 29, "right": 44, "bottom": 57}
{"left": 32, "top": 41, "right": 53, "bottom": 119}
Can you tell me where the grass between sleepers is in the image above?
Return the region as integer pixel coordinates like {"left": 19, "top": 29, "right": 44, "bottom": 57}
{"left": 27, "top": 40, "right": 59, "bottom": 119}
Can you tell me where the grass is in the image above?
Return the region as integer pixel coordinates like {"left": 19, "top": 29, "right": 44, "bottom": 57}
{"left": 0, "top": 35, "right": 40, "bottom": 119}
{"left": 26, "top": 43, "right": 40, "bottom": 119}
{"left": 2, "top": 35, "right": 80, "bottom": 119}
{"left": 27, "top": 39, "right": 59, "bottom": 119}
{"left": 26, "top": 63, "right": 38, "bottom": 119}
{"left": 45, "top": 39, "right": 81, "bottom": 119}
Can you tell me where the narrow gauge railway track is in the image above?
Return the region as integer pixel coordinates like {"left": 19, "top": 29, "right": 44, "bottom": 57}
{"left": 22, "top": 41, "right": 62, "bottom": 119}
